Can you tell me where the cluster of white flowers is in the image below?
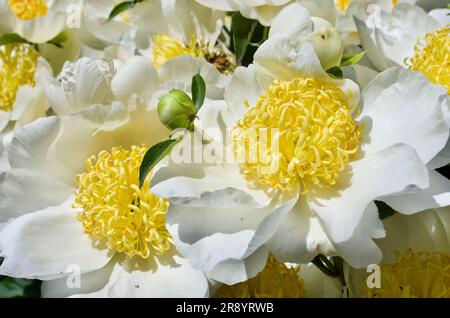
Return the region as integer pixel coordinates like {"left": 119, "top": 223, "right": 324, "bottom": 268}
{"left": 0, "top": 0, "right": 449, "bottom": 298}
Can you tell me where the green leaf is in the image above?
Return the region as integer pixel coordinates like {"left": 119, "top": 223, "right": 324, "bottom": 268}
{"left": 375, "top": 201, "right": 397, "bottom": 220}
{"left": 231, "top": 12, "right": 259, "bottom": 65}
{"left": 340, "top": 51, "right": 366, "bottom": 67}
{"left": 311, "top": 255, "right": 339, "bottom": 278}
{"left": 0, "top": 33, "right": 29, "bottom": 46}
{"left": 139, "top": 137, "right": 183, "bottom": 187}
{"left": 107, "top": 0, "right": 140, "bottom": 22}
{"left": 191, "top": 73, "right": 206, "bottom": 110}
{"left": 0, "top": 276, "right": 41, "bottom": 298}
{"left": 326, "top": 66, "right": 344, "bottom": 79}
{"left": 47, "top": 31, "right": 68, "bottom": 48}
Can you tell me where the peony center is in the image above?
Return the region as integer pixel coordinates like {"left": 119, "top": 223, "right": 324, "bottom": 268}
{"left": 74, "top": 145, "right": 173, "bottom": 259}
{"left": 214, "top": 255, "right": 305, "bottom": 298}
{"left": 365, "top": 250, "right": 450, "bottom": 298}
{"left": 152, "top": 34, "right": 235, "bottom": 74}
{"left": 232, "top": 77, "right": 362, "bottom": 197}
{"left": 407, "top": 25, "right": 450, "bottom": 93}
{"left": 0, "top": 44, "right": 39, "bottom": 112}
{"left": 8, "top": 0, "right": 48, "bottom": 20}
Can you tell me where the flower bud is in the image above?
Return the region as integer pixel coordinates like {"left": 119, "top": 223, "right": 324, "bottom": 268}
{"left": 303, "top": 17, "right": 344, "bottom": 70}
{"left": 157, "top": 89, "right": 197, "bottom": 131}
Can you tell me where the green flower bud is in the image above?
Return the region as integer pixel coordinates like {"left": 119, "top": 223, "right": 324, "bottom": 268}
{"left": 158, "top": 89, "right": 197, "bottom": 131}
{"left": 303, "top": 17, "right": 344, "bottom": 71}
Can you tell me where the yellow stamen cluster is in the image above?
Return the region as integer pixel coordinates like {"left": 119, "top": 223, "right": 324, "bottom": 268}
{"left": 407, "top": 25, "right": 450, "bottom": 93}
{"left": 74, "top": 145, "right": 173, "bottom": 259}
{"left": 8, "top": 0, "right": 48, "bottom": 20}
{"left": 365, "top": 250, "right": 450, "bottom": 298}
{"left": 152, "top": 34, "right": 235, "bottom": 73}
{"left": 233, "top": 78, "right": 362, "bottom": 197}
{"left": 152, "top": 34, "right": 205, "bottom": 69}
{"left": 214, "top": 255, "right": 305, "bottom": 298}
{"left": 0, "top": 44, "right": 39, "bottom": 112}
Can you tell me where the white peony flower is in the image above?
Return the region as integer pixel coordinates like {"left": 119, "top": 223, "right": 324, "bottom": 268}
{"left": 151, "top": 35, "right": 449, "bottom": 285}
{"left": 0, "top": 0, "right": 80, "bottom": 43}
{"left": 82, "top": 0, "right": 233, "bottom": 75}
{"left": 267, "top": 3, "right": 343, "bottom": 70}
{"left": 46, "top": 57, "right": 116, "bottom": 115}
{"left": 0, "top": 44, "right": 53, "bottom": 137}
{"left": 43, "top": 44, "right": 229, "bottom": 116}
{"left": 0, "top": 98, "right": 213, "bottom": 297}
{"left": 345, "top": 206, "right": 450, "bottom": 298}
{"left": 354, "top": 2, "right": 449, "bottom": 93}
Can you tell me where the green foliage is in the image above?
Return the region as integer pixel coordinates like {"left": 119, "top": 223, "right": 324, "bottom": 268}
{"left": 108, "top": 0, "right": 143, "bottom": 22}
{"left": 191, "top": 73, "right": 206, "bottom": 111}
{"left": 230, "top": 12, "right": 269, "bottom": 66}
{"left": 0, "top": 276, "right": 41, "bottom": 298}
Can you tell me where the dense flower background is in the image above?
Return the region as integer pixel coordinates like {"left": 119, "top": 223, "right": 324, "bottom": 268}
{"left": 0, "top": 0, "right": 449, "bottom": 298}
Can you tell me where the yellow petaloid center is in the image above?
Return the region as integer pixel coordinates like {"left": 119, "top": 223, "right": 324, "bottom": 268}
{"left": 8, "top": 0, "right": 48, "bottom": 20}
{"left": 74, "top": 145, "right": 173, "bottom": 259}
{"left": 335, "top": 0, "right": 398, "bottom": 12}
{"left": 407, "top": 25, "right": 450, "bottom": 93}
{"left": 365, "top": 250, "right": 450, "bottom": 298}
{"left": 0, "top": 44, "right": 39, "bottom": 112}
{"left": 152, "top": 34, "right": 235, "bottom": 74}
{"left": 233, "top": 78, "right": 362, "bottom": 197}
{"left": 214, "top": 255, "right": 305, "bottom": 298}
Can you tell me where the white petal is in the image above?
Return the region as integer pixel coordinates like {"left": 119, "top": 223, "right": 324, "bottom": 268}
{"left": 254, "top": 37, "right": 349, "bottom": 89}
{"left": 196, "top": 0, "right": 239, "bottom": 11}
{"left": 223, "top": 65, "right": 263, "bottom": 127}
{"left": 297, "top": 0, "right": 337, "bottom": 26}
{"left": 160, "top": 0, "right": 223, "bottom": 42}
{"left": 60, "top": 57, "right": 115, "bottom": 110}
{"left": 382, "top": 170, "right": 450, "bottom": 214}
{"left": 362, "top": 67, "right": 422, "bottom": 112}
{"left": 376, "top": 4, "right": 440, "bottom": 67}
{"left": 17, "top": 12, "right": 66, "bottom": 43}
{"left": 195, "top": 98, "right": 229, "bottom": 145}
{"left": 7, "top": 104, "right": 163, "bottom": 186}
{"left": 39, "top": 28, "right": 81, "bottom": 74}
{"left": 361, "top": 68, "right": 449, "bottom": 164}
{"left": 151, "top": 136, "right": 271, "bottom": 208}
{"left": 354, "top": 17, "right": 391, "bottom": 71}
{"left": 254, "top": 37, "right": 325, "bottom": 88}
{"left": 42, "top": 257, "right": 118, "bottom": 298}
{"left": 429, "top": 9, "right": 450, "bottom": 26}
{"left": 378, "top": 206, "right": 450, "bottom": 263}
{"left": 310, "top": 144, "right": 429, "bottom": 244}
{"left": 102, "top": 252, "right": 209, "bottom": 298}
{"left": 165, "top": 198, "right": 297, "bottom": 284}
{"left": 0, "top": 111, "right": 11, "bottom": 132}
{"left": 158, "top": 55, "right": 229, "bottom": 100}
{"left": 269, "top": 3, "right": 312, "bottom": 44}
{"left": 334, "top": 202, "right": 384, "bottom": 268}
{"left": 299, "top": 263, "right": 343, "bottom": 298}
{"left": 0, "top": 198, "right": 112, "bottom": 280}
{"left": 266, "top": 199, "right": 334, "bottom": 264}
{"left": 10, "top": 85, "right": 49, "bottom": 128}
{"left": 112, "top": 56, "right": 159, "bottom": 100}
{"left": 0, "top": 169, "right": 71, "bottom": 222}
{"left": 0, "top": 0, "right": 16, "bottom": 33}
{"left": 207, "top": 247, "right": 269, "bottom": 285}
